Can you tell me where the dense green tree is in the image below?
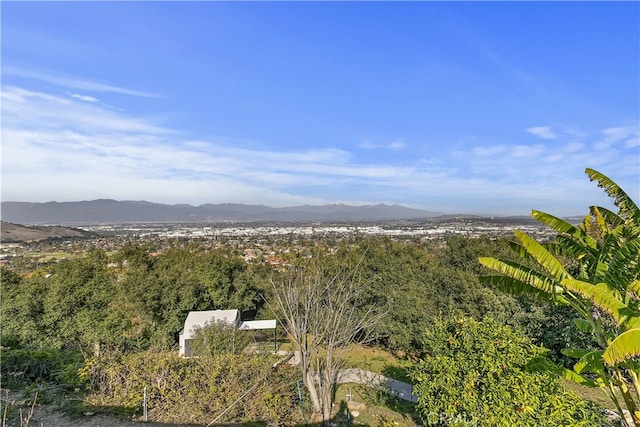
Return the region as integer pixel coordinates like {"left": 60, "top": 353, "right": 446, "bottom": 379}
{"left": 38, "top": 254, "right": 116, "bottom": 350}
{"left": 332, "top": 237, "right": 519, "bottom": 355}
{"left": 1, "top": 244, "right": 266, "bottom": 352}
{"left": 440, "top": 235, "right": 514, "bottom": 274}
{"left": 113, "top": 242, "right": 154, "bottom": 270}
{"left": 142, "top": 247, "right": 263, "bottom": 346}
{"left": 0, "top": 267, "right": 44, "bottom": 348}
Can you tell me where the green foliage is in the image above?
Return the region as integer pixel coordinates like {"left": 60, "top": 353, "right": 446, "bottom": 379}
{"left": 603, "top": 329, "right": 640, "bottom": 366}
{"left": 264, "top": 235, "right": 581, "bottom": 364}
{"left": 479, "top": 168, "right": 640, "bottom": 425}
{"left": 1, "top": 245, "right": 266, "bottom": 352}
{"left": 190, "top": 319, "right": 252, "bottom": 357}
{"left": 3, "top": 234, "right": 579, "bottom": 364}
{"left": 125, "top": 246, "right": 265, "bottom": 348}
{"left": 410, "top": 316, "right": 605, "bottom": 426}
{"left": 79, "top": 349, "right": 302, "bottom": 424}
{"left": 0, "top": 347, "right": 83, "bottom": 396}
{"left": 4, "top": 225, "right": 622, "bottom": 422}
{"left": 504, "top": 302, "right": 594, "bottom": 366}
{"left": 1, "top": 267, "right": 44, "bottom": 348}
{"left": 331, "top": 237, "right": 518, "bottom": 356}
{"left": 585, "top": 168, "right": 640, "bottom": 223}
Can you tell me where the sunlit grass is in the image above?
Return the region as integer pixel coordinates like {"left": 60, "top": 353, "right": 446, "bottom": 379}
{"left": 342, "top": 345, "right": 413, "bottom": 382}
{"left": 562, "top": 378, "right": 637, "bottom": 412}
{"left": 332, "top": 384, "right": 419, "bottom": 426}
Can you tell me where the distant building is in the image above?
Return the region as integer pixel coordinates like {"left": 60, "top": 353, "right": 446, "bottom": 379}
{"left": 178, "top": 309, "right": 277, "bottom": 356}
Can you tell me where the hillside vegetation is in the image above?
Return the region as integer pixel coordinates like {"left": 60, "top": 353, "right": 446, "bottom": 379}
{"left": 1, "top": 234, "right": 605, "bottom": 425}
{"left": 6, "top": 169, "right": 637, "bottom": 426}
{"left": 1, "top": 221, "right": 95, "bottom": 243}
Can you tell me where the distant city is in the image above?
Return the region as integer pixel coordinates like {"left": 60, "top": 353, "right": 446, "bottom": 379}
{"left": 0, "top": 210, "right": 571, "bottom": 272}
{"left": 84, "top": 216, "right": 555, "bottom": 241}
{"left": 1, "top": 198, "right": 578, "bottom": 272}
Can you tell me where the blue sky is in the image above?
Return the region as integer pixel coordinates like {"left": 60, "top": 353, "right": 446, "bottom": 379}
{"left": 2, "top": 2, "right": 638, "bottom": 216}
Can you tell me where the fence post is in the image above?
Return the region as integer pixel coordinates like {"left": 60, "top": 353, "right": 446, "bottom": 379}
{"left": 143, "top": 386, "right": 147, "bottom": 422}
{"left": 296, "top": 380, "right": 306, "bottom": 424}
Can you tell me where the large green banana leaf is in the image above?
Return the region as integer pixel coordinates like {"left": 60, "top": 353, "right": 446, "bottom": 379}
{"left": 478, "top": 257, "right": 563, "bottom": 296}
{"left": 586, "top": 168, "right": 640, "bottom": 223}
{"left": 603, "top": 329, "right": 640, "bottom": 366}
{"left": 532, "top": 210, "right": 597, "bottom": 248}
{"left": 513, "top": 230, "right": 570, "bottom": 281}
{"left": 562, "top": 279, "right": 635, "bottom": 325}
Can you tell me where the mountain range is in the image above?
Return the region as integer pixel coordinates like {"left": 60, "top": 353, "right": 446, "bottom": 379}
{"left": 1, "top": 200, "right": 442, "bottom": 225}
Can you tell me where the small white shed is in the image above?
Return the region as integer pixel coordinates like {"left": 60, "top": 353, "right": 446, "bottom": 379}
{"left": 178, "top": 309, "right": 277, "bottom": 356}
{"left": 179, "top": 309, "right": 240, "bottom": 356}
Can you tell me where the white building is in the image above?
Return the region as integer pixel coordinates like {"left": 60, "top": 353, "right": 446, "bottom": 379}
{"left": 178, "top": 309, "right": 276, "bottom": 356}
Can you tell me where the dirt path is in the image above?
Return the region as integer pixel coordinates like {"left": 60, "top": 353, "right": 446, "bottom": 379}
{"left": 336, "top": 368, "right": 417, "bottom": 403}
{"left": 1, "top": 391, "right": 172, "bottom": 427}
{"left": 18, "top": 407, "right": 162, "bottom": 427}
{"left": 285, "top": 352, "right": 417, "bottom": 403}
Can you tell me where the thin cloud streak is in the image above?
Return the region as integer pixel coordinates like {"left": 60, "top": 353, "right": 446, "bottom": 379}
{"left": 2, "top": 87, "right": 171, "bottom": 135}
{"left": 359, "top": 139, "right": 407, "bottom": 150}
{"left": 3, "top": 66, "right": 158, "bottom": 98}
{"left": 68, "top": 93, "right": 98, "bottom": 103}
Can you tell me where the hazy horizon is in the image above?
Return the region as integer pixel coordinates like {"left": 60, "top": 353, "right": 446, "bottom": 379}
{"left": 0, "top": 198, "right": 589, "bottom": 219}
{"left": 2, "top": 2, "right": 638, "bottom": 217}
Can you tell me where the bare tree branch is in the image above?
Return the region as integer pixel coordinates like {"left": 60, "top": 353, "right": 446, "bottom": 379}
{"left": 268, "top": 249, "right": 388, "bottom": 422}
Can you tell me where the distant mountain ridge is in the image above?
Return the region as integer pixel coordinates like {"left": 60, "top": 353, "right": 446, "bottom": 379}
{"left": 1, "top": 199, "right": 441, "bottom": 225}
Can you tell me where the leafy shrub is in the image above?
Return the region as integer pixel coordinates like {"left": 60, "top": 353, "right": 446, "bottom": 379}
{"left": 0, "top": 348, "right": 82, "bottom": 389}
{"left": 190, "top": 319, "right": 252, "bottom": 357}
{"left": 79, "top": 349, "right": 302, "bottom": 424}
{"left": 410, "top": 316, "right": 605, "bottom": 426}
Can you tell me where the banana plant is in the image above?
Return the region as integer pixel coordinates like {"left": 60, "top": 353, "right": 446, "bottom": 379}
{"left": 479, "top": 168, "right": 640, "bottom": 426}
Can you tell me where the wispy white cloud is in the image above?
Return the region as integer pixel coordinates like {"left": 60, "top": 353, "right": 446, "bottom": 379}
{"left": 389, "top": 140, "right": 407, "bottom": 150}
{"left": 1, "top": 85, "right": 413, "bottom": 206}
{"left": 511, "top": 144, "right": 544, "bottom": 158}
{"left": 525, "top": 126, "right": 557, "bottom": 140}
{"left": 596, "top": 126, "right": 639, "bottom": 149}
{"left": 2, "top": 87, "right": 170, "bottom": 135}
{"left": 3, "top": 66, "right": 157, "bottom": 98}
{"left": 359, "top": 139, "right": 407, "bottom": 150}
{"left": 68, "top": 93, "right": 98, "bottom": 103}
{"left": 472, "top": 145, "right": 507, "bottom": 157}
{"left": 2, "top": 83, "right": 637, "bottom": 216}
{"left": 446, "top": 122, "right": 639, "bottom": 214}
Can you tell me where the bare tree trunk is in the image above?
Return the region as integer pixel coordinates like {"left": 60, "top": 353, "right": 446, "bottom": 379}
{"left": 304, "top": 371, "right": 323, "bottom": 416}
{"left": 320, "top": 367, "right": 338, "bottom": 421}
{"left": 267, "top": 249, "right": 388, "bottom": 424}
